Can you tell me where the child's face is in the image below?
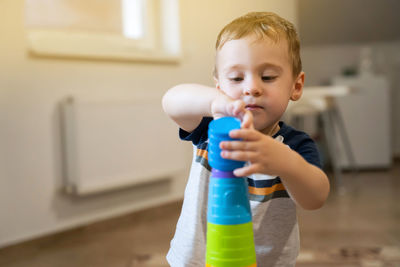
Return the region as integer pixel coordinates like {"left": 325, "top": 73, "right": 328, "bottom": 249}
{"left": 215, "top": 35, "right": 303, "bottom": 134}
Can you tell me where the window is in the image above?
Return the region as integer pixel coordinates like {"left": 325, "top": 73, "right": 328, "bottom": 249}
{"left": 25, "top": 0, "right": 181, "bottom": 62}
{"left": 122, "top": 0, "right": 145, "bottom": 40}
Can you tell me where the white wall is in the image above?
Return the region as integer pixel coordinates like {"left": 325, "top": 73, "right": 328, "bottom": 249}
{"left": 0, "top": 0, "right": 298, "bottom": 247}
{"left": 301, "top": 42, "right": 400, "bottom": 156}
{"left": 298, "top": 0, "right": 400, "bottom": 157}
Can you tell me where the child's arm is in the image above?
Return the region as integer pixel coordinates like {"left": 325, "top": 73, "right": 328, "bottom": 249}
{"left": 220, "top": 129, "right": 330, "bottom": 210}
{"left": 162, "top": 84, "right": 253, "bottom": 132}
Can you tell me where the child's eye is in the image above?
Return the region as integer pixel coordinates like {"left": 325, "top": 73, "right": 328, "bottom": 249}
{"left": 262, "top": 76, "right": 276, "bottom": 81}
{"left": 229, "top": 77, "right": 244, "bottom": 82}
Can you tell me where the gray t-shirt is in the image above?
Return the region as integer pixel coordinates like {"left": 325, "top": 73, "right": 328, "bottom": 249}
{"left": 167, "top": 118, "right": 321, "bottom": 267}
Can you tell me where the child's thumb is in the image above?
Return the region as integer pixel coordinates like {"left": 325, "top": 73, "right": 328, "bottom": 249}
{"left": 241, "top": 110, "right": 254, "bottom": 129}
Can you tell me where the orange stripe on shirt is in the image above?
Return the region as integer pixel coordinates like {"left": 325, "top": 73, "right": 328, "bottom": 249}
{"left": 198, "top": 149, "right": 286, "bottom": 196}
{"left": 248, "top": 183, "right": 286, "bottom": 196}
{"left": 197, "top": 149, "right": 208, "bottom": 160}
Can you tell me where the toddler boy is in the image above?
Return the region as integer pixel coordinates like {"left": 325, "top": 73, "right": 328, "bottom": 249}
{"left": 162, "top": 12, "right": 330, "bottom": 267}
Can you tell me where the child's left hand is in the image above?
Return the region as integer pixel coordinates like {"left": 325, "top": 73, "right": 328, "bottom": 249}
{"left": 220, "top": 129, "right": 293, "bottom": 177}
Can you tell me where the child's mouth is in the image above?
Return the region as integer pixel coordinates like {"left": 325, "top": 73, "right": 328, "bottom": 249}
{"left": 245, "top": 104, "right": 263, "bottom": 111}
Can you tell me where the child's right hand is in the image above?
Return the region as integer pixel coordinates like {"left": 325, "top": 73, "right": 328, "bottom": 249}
{"left": 211, "top": 92, "right": 253, "bottom": 129}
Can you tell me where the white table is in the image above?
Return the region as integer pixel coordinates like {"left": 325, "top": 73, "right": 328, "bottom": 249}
{"left": 286, "top": 86, "right": 357, "bottom": 191}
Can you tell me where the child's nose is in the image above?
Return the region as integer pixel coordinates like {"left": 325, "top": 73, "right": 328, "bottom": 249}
{"left": 243, "top": 82, "right": 263, "bottom": 97}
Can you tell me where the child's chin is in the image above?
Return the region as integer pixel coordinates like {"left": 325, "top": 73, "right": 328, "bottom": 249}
{"left": 254, "top": 120, "right": 275, "bottom": 133}
{"left": 253, "top": 121, "right": 266, "bottom": 131}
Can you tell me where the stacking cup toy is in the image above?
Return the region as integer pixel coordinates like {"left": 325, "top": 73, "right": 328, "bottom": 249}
{"left": 206, "top": 117, "right": 257, "bottom": 267}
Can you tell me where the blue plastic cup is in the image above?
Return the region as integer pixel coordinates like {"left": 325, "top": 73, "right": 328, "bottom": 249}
{"left": 208, "top": 117, "right": 246, "bottom": 172}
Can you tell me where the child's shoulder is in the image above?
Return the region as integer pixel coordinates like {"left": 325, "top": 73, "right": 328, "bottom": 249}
{"left": 275, "top": 121, "right": 314, "bottom": 145}
{"left": 277, "top": 121, "right": 322, "bottom": 168}
{"left": 179, "top": 117, "right": 213, "bottom": 146}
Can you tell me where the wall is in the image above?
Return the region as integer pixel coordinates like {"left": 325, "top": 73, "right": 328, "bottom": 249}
{"left": 301, "top": 43, "right": 400, "bottom": 162}
{"left": 0, "top": 0, "right": 298, "bottom": 247}
{"left": 298, "top": 0, "right": 400, "bottom": 157}
{"left": 298, "top": 0, "right": 400, "bottom": 46}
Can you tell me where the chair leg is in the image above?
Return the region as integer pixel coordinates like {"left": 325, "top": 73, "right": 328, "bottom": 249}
{"left": 331, "top": 106, "right": 358, "bottom": 174}
{"left": 321, "top": 111, "right": 343, "bottom": 192}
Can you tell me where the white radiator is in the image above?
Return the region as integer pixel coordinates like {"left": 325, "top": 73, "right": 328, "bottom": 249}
{"left": 61, "top": 97, "right": 185, "bottom": 196}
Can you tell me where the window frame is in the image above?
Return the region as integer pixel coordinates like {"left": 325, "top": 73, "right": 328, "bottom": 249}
{"left": 26, "top": 0, "right": 181, "bottom": 63}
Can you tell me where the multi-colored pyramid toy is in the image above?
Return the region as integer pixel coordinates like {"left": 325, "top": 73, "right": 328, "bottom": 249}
{"left": 206, "top": 117, "right": 257, "bottom": 267}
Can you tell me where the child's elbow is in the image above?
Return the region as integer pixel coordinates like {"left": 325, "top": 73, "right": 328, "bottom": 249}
{"left": 304, "top": 178, "right": 330, "bottom": 210}
{"left": 162, "top": 84, "right": 188, "bottom": 116}
{"left": 303, "top": 199, "right": 326, "bottom": 210}
{"left": 162, "top": 88, "right": 178, "bottom": 117}
{"left": 162, "top": 89, "right": 171, "bottom": 113}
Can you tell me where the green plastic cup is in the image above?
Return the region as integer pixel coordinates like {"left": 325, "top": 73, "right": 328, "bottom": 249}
{"left": 206, "top": 222, "right": 256, "bottom": 267}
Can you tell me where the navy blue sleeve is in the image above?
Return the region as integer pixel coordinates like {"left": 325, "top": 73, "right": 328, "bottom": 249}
{"left": 179, "top": 117, "right": 213, "bottom": 146}
{"left": 294, "top": 137, "right": 322, "bottom": 169}
{"left": 278, "top": 122, "right": 322, "bottom": 169}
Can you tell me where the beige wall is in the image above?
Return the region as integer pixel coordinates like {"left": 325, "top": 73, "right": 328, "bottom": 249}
{"left": 298, "top": 0, "right": 400, "bottom": 45}
{"left": 298, "top": 0, "right": 400, "bottom": 157}
{"left": 25, "top": 0, "right": 122, "bottom": 32}
{"left": 0, "top": 0, "right": 298, "bottom": 247}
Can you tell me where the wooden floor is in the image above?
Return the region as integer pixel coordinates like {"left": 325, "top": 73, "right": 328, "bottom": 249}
{"left": 1, "top": 163, "right": 400, "bottom": 267}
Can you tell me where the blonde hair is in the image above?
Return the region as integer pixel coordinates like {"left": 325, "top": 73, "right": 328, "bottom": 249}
{"left": 215, "top": 12, "right": 302, "bottom": 77}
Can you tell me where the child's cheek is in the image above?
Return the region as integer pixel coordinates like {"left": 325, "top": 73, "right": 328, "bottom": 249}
{"left": 224, "top": 88, "right": 242, "bottom": 99}
{"left": 218, "top": 81, "right": 239, "bottom": 98}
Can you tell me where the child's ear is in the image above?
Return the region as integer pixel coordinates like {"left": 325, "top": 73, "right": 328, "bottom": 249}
{"left": 290, "top": 71, "right": 305, "bottom": 101}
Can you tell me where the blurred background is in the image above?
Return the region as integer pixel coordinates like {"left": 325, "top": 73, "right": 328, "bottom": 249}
{"left": 0, "top": 0, "right": 399, "bottom": 266}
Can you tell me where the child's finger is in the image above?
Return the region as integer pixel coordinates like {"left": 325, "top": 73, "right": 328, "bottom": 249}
{"left": 229, "top": 128, "right": 260, "bottom": 141}
{"left": 231, "top": 100, "right": 246, "bottom": 117}
{"left": 233, "top": 164, "right": 259, "bottom": 177}
{"left": 241, "top": 110, "right": 254, "bottom": 129}
{"left": 221, "top": 150, "right": 257, "bottom": 162}
{"left": 220, "top": 140, "right": 256, "bottom": 151}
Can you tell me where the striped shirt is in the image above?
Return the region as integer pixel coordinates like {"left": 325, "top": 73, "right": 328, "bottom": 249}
{"left": 167, "top": 118, "right": 321, "bottom": 267}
